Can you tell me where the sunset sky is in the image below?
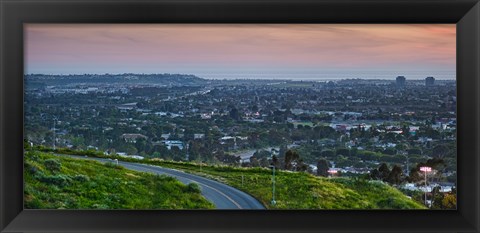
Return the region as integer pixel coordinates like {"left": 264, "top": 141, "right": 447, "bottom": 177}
{"left": 25, "top": 24, "right": 456, "bottom": 80}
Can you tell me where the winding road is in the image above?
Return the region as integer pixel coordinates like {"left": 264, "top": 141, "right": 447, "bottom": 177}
{"left": 60, "top": 155, "right": 265, "bottom": 209}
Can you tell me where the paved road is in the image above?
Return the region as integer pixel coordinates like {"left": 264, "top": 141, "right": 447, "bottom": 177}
{"left": 60, "top": 155, "right": 265, "bottom": 210}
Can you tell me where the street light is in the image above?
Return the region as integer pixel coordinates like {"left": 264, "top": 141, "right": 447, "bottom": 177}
{"left": 269, "top": 165, "right": 276, "bottom": 206}
{"left": 404, "top": 154, "right": 410, "bottom": 174}
{"left": 420, "top": 166, "right": 432, "bottom": 206}
{"left": 185, "top": 140, "right": 190, "bottom": 161}
{"left": 398, "top": 150, "right": 409, "bottom": 174}
{"left": 52, "top": 116, "right": 58, "bottom": 150}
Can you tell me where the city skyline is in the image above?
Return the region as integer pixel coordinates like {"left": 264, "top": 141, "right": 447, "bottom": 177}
{"left": 25, "top": 24, "right": 456, "bottom": 79}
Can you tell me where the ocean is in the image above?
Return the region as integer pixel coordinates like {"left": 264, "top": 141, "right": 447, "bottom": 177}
{"left": 195, "top": 71, "right": 455, "bottom": 81}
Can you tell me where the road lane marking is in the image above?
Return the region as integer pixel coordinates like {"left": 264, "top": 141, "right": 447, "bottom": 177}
{"left": 57, "top": 154, "right": 250, "bottom": 209}
{"left": 191, "top": 181, "right": 244, "bottom": 209}
{"left": 124, "top": 163, "right": 243, "bottom": 209}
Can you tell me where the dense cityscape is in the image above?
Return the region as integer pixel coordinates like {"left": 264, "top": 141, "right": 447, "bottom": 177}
{"left": 24, "top": 73, "right": 457, "bottom": 209}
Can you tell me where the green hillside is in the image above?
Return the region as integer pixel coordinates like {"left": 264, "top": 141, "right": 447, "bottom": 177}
{"left": 144, "top": 160, "right": 426, "bottom": 209}
{"left": 26, "top": 147, "right": 426, "bottom": 210}
{"left": 24, "top": 151, "right": 214, "bottom": 209}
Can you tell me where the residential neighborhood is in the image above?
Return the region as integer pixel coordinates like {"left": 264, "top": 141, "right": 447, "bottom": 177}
{"left": 25, "top": 74, "right": 457, "bottom": 195}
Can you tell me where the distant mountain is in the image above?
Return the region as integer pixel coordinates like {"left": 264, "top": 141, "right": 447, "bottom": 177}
{"left": 25, "top": 73, "right": 207, "bottom": 87}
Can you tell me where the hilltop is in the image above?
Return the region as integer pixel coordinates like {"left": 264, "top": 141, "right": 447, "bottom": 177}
{"left": 25, "top": 73, "right": 207, "bottom": 87}
{"left": 144, "top": 159, "right": 426, "bottom": 209}
{"left": 24, "top": 150, "right": 214, "bottom": 209}
{"left": 30, "top": 147, "right": 426, "bottom": 210}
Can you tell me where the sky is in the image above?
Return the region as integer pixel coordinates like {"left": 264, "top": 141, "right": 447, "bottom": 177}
{"left": 25, "top": 24, "right": 456, "bottom": 80}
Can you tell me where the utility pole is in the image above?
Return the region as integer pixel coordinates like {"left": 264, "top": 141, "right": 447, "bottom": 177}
{"left": 402, "top": 151, "right": 409, "bottom": 174}
{"left": 53, "top": 118, "right": 55, "bottom": 150}
{"left": 396, "top": 149, "right": 409, "bottom": 174}
{"left": 185, "top": 141, "right": 189, "bottom": 161}
{"left": 424, "top": 169, "right": 427, "bottom": 206}
{"left": 420, "top": 166, "right": 432, "bottom": 207}
{"left": 270, "top": 165, "right": 276, "bottom": 206}
{"left": 406, "top": 155, "right": 409, "bottom": 173}
{"left": 52, "top": 116, "right": 58, "bottom": 150}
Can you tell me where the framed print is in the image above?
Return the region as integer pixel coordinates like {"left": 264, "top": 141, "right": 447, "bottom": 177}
{"left": 1, "top": 0, "right": 479, "bottom": 232}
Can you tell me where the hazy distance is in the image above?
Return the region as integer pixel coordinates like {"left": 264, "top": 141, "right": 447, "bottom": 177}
{"left": 25, "top": 24, "right": 456, "bottom": 80}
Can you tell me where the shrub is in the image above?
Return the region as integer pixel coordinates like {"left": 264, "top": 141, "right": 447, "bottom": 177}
{"left": 24, "top": 196, "right": 44, "bottom": 209}
{"left": 92, "top": 204, "right": 110, "bottom": 209}
{"left": 26, "top": 151, "right": 41, "bottom": 162}
{"left": 104, "top": 162, "right": 122, "bottom": 169}
{"left": 73, "top": 174, "right": 90, "bottom": 182}
{"left": 25, "top": 162, "right": 41, "bottom": 175}
{"left": 39, "top": 174, "right": 71, "bottom": 187}
{"left": 187, "top": 183, "right": 202, "bottom": 193}
{"left": 44, "top": 159, "right": 61, "bottom": 172}
{"left": 24, "top": 150, "right": 215, "bottom": 209}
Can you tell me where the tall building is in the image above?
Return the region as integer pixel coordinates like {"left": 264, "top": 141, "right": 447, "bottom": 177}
{"left": 396, "top": 76, "right": 406, "bottom": 88}
{"left": 425, "top": 76, "right": 435, "bottom": 86}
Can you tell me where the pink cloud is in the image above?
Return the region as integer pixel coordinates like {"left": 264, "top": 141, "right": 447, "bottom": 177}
{"left": 25, "top": 24, "right": 455, "bottom": 74}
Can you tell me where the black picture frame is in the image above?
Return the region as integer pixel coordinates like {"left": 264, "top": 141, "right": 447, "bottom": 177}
{"left": 1, "top": 0, "right": 479, "bottom": 232}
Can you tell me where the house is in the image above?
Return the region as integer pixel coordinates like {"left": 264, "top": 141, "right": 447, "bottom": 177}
{"left": 160, "top": 133, "right": 171, "bottom": 140}
{"left": 163, "top": 140, "right": 184, "bottom": 150}
{"left": 121, "top": 133, "right": 148, "bottom": 143}
{"left": 334, "top": 124, "right": 347, "bottom": 133}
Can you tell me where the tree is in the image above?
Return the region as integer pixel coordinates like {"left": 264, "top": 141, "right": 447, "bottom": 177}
{"left": 408, "top": 167, "right": 422, "bottom": 183}
{"left": 378, "top": 163, "right": 390, "bottom": 181}
{"left": 284, "top": 150, "right": 300, "bottom": 171}
{"left": 370, "top": 168, "right": 381, "bottom": 180}
{"left": 383, "top": 148, "right": 396, "bottom": 155}
{"left": 215, "top": 150, "right": 240, "bottom": 165}
{"left": 386, "top": 165, "right": 404, "bottom": 184}
{"left": 259, "top": 157, "right": 270, "bottom": 167}
{"left": 71, "top": 136, "right": 85, "bottom": 150}
{"left": 407, "top": 148, "right": 422, "bottom": 155}
{"left": 431, "top": 186, "right": 443, "bottom": 209}
{"left": 122, "top": 144, "right": 138, "bottom": 155}
{"left": 316, "top": 159, "right": 329, "bottom": 177}
{"left": 336, "top": 148, "right": 350, "bottom": 157}
{"left": 171, "top": 146, "right": 182, "bottom": 159}
{"left": 134, "top": 138, "right": 147, "bottom": 153}
{"left": 441, "top": 193, "right": 457, "bottom": 209}
{"left": 249, "top": 157, "right": 260, "bottom": 167}
{"left": 432, "top": 144, "right": 449, "bottom": 158}
{"left": 229, "top": 107, "right": 240, "bottom": 121}
{"left": 271, "top": 155, "right": 279, "bottom": 168}
{"left": 252, "top": 150, "right": 271, "bottom": 160}
{"left": 296, "top": 159, "right": 309, "bottom": 172}
{"left": 321, "top": 150, "right": 335, "bottom": 158}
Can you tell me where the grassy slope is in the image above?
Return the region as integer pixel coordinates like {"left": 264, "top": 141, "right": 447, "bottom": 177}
{"left": 29, "top": 147, "right": 426, "bottom": 209}
{"left": 146, "top": 160, "right": 426, "bottom": 209}
{"left": 24, "top": 151, "right": 214, "bottom": 209}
